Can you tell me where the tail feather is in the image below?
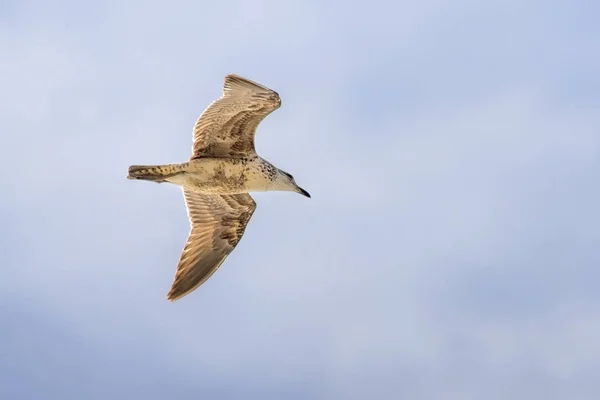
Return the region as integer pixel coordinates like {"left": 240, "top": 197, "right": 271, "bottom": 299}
{"left": 127, "top": 164, "right": 185, "bottom": 182}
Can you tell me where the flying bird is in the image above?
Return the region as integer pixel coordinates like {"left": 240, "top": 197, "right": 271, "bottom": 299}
{"left": 127, "top": 74, "right": 310, "bottom": 301}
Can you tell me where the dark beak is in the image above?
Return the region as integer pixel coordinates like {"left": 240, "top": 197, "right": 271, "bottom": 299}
{"left": 298, "top": 188, "right": 311, "bottom": 198}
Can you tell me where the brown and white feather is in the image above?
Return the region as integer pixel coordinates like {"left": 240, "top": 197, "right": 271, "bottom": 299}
{"left": 191, "top": 74, "right": 281, "bottom": 159}
{"left": 166, "top": 188, "right": 257, "bottom": 301}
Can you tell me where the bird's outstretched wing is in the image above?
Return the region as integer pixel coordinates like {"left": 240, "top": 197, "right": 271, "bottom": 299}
{"left": 167, "top": 188, "right": 257, "bottom": 301}
{"left": 191, "top": 74, "right": 281, "bottom": 158}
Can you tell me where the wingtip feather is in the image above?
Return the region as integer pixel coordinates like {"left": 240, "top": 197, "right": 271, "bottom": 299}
{"left": 223, "top": 73, "right": 275, "bottom": 94}
{"left": 166, "top": 290, "right": 181, "bottom": 302}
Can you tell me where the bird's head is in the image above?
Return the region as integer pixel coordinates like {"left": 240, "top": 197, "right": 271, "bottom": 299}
{"left": 274, "top": 169, "right": 311, "bottom": 198}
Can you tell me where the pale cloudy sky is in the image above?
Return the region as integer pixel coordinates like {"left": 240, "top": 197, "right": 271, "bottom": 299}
{"left": 1, "top": 0, "right": 599, "bottom": 399}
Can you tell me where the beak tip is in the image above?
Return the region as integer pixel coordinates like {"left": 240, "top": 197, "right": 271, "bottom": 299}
{"left": 299, "top": 188, "right": 311, "bottom": 198}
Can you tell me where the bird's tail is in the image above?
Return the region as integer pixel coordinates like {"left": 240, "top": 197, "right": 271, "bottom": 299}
{"left": 127, "top": 163, "right": 186, "bottom": 183}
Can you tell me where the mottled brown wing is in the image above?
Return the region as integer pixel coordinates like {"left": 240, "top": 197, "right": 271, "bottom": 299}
{"left": 191, "top": 74, "right": 281, "bottom": 158}
{"left": 166, "top": 189, "right": 257, "bottom": 301}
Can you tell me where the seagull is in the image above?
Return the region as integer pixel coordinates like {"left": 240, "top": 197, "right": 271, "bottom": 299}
{"left": 127, "top": 74, "right": 310, "bottom": 301}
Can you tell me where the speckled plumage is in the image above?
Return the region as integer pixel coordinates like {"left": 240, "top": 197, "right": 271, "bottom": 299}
{"left": 127, "top": 74, "right": 310, "bottom": 301}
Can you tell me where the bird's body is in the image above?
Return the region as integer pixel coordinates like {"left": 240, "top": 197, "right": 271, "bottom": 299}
{"left": 127, "top": 74, "right": 309, "bottom": 301}
{"left": 128, "top": 156, "right": 279, "bottom": 195}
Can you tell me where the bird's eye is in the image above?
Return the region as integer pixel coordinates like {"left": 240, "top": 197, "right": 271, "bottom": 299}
{"left": 284, "top": 172, "right": 294, "bottom": 180}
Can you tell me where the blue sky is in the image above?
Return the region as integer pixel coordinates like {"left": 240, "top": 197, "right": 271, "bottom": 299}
{"left": 1, "top": 0, "right": 599, "bottom": 398}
